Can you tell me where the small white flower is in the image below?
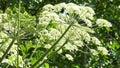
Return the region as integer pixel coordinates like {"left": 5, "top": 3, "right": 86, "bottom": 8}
{"left": 79, "top": 7, "right": 87, "bottom": 20}
{"left": 64, "top": 42, "right": 78, "bottom": 51}
{"left": 55, "top": 47, "right": 62, "bottom": 54}
{"left": 2, "top": 38, "right": 12, "bottom": 51}
{"left": 0, "top": 31, "right": 8, "bottom": 38}
{"left": 3, "top": 23, "right": 15, "bottom": 36}
{"left": 39, "top": 0, "right": 42, "bottom": 2}
{"left": 44, "top": 44, "right": 51, "bottom": 49}
{"left": 81, "top": 31, "right": 91, "bottom": 42}
{"left": 79, "top": 26, "right": 95, "bottom": 33}
{"left": 43, "top": 4, "right": 54, "bottom": 12}
{"left": 85, "top": 7, "right": 95, "bottom": 15}
{"left": 2, "top": 59, "right": 11, "bottom": 64}
{"left": 40, "top": 29, "right": 48, "bottom": 35}
{"left": 97, "top": 47, "right": 108, "bottom": 55}
{"left": 57, "top": 49, "right": 62, "bottom": 54}
{"left": 67, "top": 3, "right": 78, "bottom": 6}
{"left": 84, "top": 19, "right": 92, "bottom": 27}
{"left": 96, "top": 19, "right": 112, "bottom": 27}
{"left": 49, "top": 28, "right": 61, "bottom": 40}
{"left": 85, "top": 13, "right": 94, "bottom": 20}
{"left": 110, "top": 41, "right": 112, "bottom": 45}
{"left": 0, "top": 51, "right": 3, "bottom": 57}
{"left": 10, "top": 44, "right": 17, "bottom": 54}
{"left": 90, "top": 49, "right": 98, "bottom": 55}
{"left": 59, "top": 12, "right": 69, "bottom": 21}
{"left": 66, "top": 5, "right": 80, "bottom": 15}
{"left": 39, "top": 16, "right": 51, "bottom": 22}
{"left": 79, "top": 6, "right": 94, "bottom": 20}
{"left": 119, "top": 5, "right": 120, "bottom": 8}
{"left": 73, "top": 40, "right": 83, "bottom": 47}
{"left": 0, "top": 13, "right": 7, "bottom": 19}
{"left": 18, "top": 55, "right": 24, "bottom": 68}
{"left": 91, "top": 37, "right": 101, "bottom": 45}
{"left": 43, "top": 12, "right": 59, "bottom": 21}
{"left": 43, "top": 56, "right": 47, "bottom": 60}
{"left": 54, "top": 3, "right": 67, "bottom": 12}
{"left": 65, "top": 54, "right": 74, "bottom": 61}
{"left": 57, "top": 24, "right": 69, "bottom": 33}
{"left": 110, "top": 0, "right": 113, "bottom": 2}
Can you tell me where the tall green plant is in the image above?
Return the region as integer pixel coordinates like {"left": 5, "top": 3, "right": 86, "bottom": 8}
{"left": 0, "top": 2, "right": 112, "bottom": 68}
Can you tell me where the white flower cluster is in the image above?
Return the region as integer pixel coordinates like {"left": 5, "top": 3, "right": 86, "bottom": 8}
{"left": 34, "top": 0, "right": 42, "bottom": 3}
{"left": 90, "top": 47, "right": 109, "bottom": 56}
{"left": 91, "top": 37, "right": 101, "bottom": 45}
{"left": 3, "top": 23, "right": 15, "bottom": 37}
{"left": 38, "top": 11, "right": 64, "bottom": 30}
{"left": 0, "top": 31, "right": 24, "bottom": 67}
{"left": 39, "top": 28, "right": 61, "bottom": 44}
{"left": 90, "top": 49, "right": 98, "bottom": 56}
{"left": 44, "top": 44, "right": 51, "bottom": 49}
{"left": 65, "top": 54, "right": 74, "bottom": 61}
{"left": 64, "top": 42, "right": 78, "bottom": 51}
{"left": 0, "top": 31, "right": 8, "bottom": 38}
{"left": 84, "top": 19, "right": 92, "bottom": 27}
{"left": 0, "top": 31, "right": 11, "bottom": 51}
{"left": 43, "top": 4, "right": 54, "bottom": 12}
{"left": 2, "top": 55, "right": 24, "bottom": 68}
{"left": 43, "top": 3, "right": 95, "bottom": 26}
{"left": 97, "top": 46, "right": 108, "bottom": 55}
{"left": 39, "top": 3, "right": 110, "bottom": 61}
{"left": 0, "top": 13, "right": 7, "bottom": 23}
{"left": 96, "top": 19, "right": 112, "bottom": 27}
{"left": 39, "top": 3, "right": 100, "bottom": 51}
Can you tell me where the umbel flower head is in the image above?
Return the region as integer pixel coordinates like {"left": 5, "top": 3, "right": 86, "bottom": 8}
{"left": 97, "top": 46, "right": 108, "bottom": 55}
{"left": 90, "top": 49, "right": 98, "bottom": 56}
{"left": 43, "top": 2, "right": 95, "bottom": 21}
{"left": 65, "top": 54, "right": 74, "bottom": 61}
{"left": 96, "top": 19, "right": 112, "bottom": 27}
{"left": 38, "top": 3, "right": 112, "bottom": 54}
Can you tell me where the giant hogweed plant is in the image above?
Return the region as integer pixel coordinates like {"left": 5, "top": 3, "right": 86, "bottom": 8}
{"left": 0, "top": 2, "right": 112, "bottom": 68}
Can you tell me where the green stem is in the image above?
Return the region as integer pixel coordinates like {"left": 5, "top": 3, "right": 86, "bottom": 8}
{"left": 55, "top": 39, "right": 68, "bottom": 53}
{"left": 37, "top": 40, "right": 68, "bottom": 68}
{"left": 37, "top": 59, "right": 47, "bottom": 68}
{"left": 16, "top": 0, "right": 21, "bottom": 68}
{"left": 0, "top": 38, "right": 15, "bottom": 63}
{"left": 29, "top": 44, "right": 38, "bottom": 59}
{"left": 30, "top": 18, "right": 75, "bottom": 68}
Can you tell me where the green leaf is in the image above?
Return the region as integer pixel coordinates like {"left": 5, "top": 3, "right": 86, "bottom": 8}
{"left": 20, "top": 45, "right": 26, "bottom": 56}
{"left": 44, "top": 63, "right": 49, "bottom": 68}
{"left": 112, "top": 41, "right": 119, "bottom": 49}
